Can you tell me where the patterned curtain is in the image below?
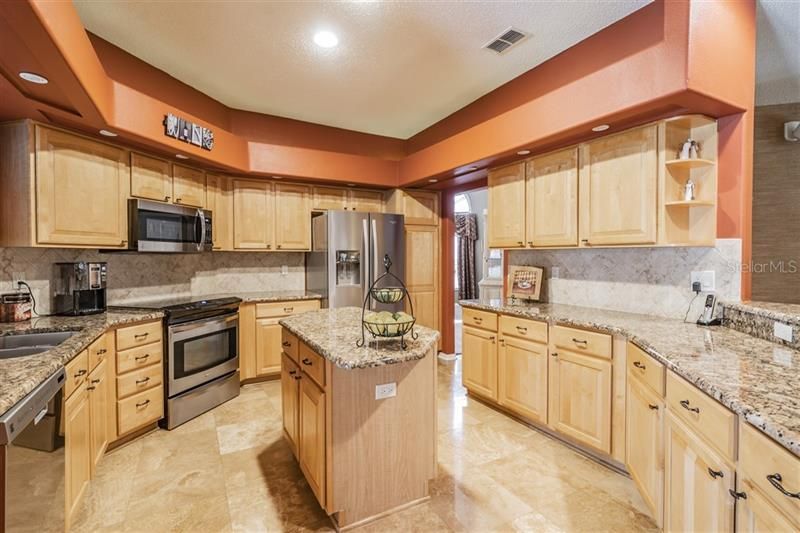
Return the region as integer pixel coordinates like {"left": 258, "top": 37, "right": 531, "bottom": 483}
{"left": 455, "top": 213, "right": 479, "bottom": 300}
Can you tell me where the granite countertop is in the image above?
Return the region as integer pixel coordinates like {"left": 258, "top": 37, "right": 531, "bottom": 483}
{"left": 203, "top": 290, "right": 322, "bottom": 303}
{"left": 0, "top": 310, "right": 164, "bottom": 417}
{"left": 724, "top": 301, "right": 800, "bottom": 326}
{"left": 280, "top": 307, "right": 440, "bottom": 369}
{"left": 460, "top": 298, "right": 800, "bottom": 457}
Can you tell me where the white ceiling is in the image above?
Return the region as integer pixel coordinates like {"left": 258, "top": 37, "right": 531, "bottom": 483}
{"left": 756, "top": 0, "right": 800, "bottom": 106}
{"left": 75, "top": 1, "right": 649, "bottom": 139}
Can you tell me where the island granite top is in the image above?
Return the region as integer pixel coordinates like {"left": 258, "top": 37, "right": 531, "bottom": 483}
{"left": 280, "top": 307, "right": 440, "bottom": 369}
{"left": 459, "top": 298, "right": 800, "bottom": 457}
{"left": 0, "top": 309, "right": 164, "bottom": 417}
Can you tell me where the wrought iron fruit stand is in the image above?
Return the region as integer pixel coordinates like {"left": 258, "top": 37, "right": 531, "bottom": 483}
{"left": 356, "top": 254, "right": 418, "bottom": 350}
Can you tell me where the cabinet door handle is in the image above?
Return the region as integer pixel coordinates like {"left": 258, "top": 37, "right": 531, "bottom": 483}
{"left": 572, "top": 338, "right": 588, "bottom": 345}
{"left": 134, "top": 332, "right": 149, "bottom": 339}
{"left": 729, "top": 489, "right": 747, "bottom": 500}
{"left": 707, "top": 468, "right": 724, "bottom": 480}
{"left": 134, "top": 354, "right": 150, "bottom": 361}
{"left": 164, "top": 196, "right": 171, "bottom": 202}
{"left": 767, "top": 473, "right": 800, "bottom": 499}
{"left": 282, "top": 341, "right": 292, "bottom": 347}
{"left": 489, "top": 336, "right": 495, "bottom": 344}
{"left": 289, "top": 370, "right": 296, "bottom": 375}
{"left": 97, "top": 349, "right": 107, "bottom": 355}
{"left": 499, "top": 339, "right": 505, "bottom": 346}
{"left": 527, "top": 241, "right": 534, "bottom": 247}
{"left": 86, "top": 385, "right": 96, "bottom": 391}
{"left": 74, "top": 369, "right": 87, "bottom": 378}
{"left": 293, "top": 375, "right": 302, "bottom": 380}
{"left": 551, "top": 352, "right": 558, "bottom": 358}
{"left": 680, "top": 399, "right": 700, "bottom": 414}
{"left": 517, "top": 241, "right": 524, "bottom": 246}
{"left": 277, "top": 244, "right": 282, "bottom": 249}
{"left": 648, "top": 404, "right": 659, "bottom": 410}
{"left": 266, "top": 244, "right": 272, "bottom": 250}
{"left": 176, "top": 198, "right": 183, "bottom": 204}
{"left": 135, "top": 377, "right": 151, "bottom": 385}
{"left": 91, "top": 378, "right": 101, "bottom": 384}
{"left": 135, "top": 399, "right": 150, "bottom": 408}
{"left": 283, "top": 307, "right": 294, "bottom": 313}
{"left": 633, "top": 361, "right": 646, "bottom": 370}
{"left": 516, "top": 326, "right": 527, "bottom": 333}
{"left": 473, "top": 316, "right": 483, "bottom": 323}
{"left": 302, "top": 358, "right": 312, "bottom": 366}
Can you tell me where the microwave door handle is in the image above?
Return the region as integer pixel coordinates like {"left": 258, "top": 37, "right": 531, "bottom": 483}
{"left": 196, "top": 209, "right": 206, "bottom": 251}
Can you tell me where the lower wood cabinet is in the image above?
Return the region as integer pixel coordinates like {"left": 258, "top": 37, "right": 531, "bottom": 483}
{"left": 626, "top": 376, "right": 664, "bottom": 527}
{"left": 664, "top": 410, "right": 734, "bottom": 533}
{"left": 256, "top": 319, "right": 283, "bottom": 375}
{"left": 281, "top": 354, "right": 301, "bottom": 457}
{"left": 64, "top": 383, "right": 91, "bottom": 527}
{"left": 87, "top": 358, "right": 111, "bottom": 473}
{"left": 734, "top": 478, "right": 798, "bottom": 533}
{"left": 550, "top": 348, "right": 612, "bottom": 454}
{"left": 461, "top": 325, "right": 498, "bottom": 401}
{"left": 298, "top": 374, "right": 327, "bottom": 508}
{"left": 497, "top": 336, "right": 547, "bottom": 424}
{"left": 114, "top": 321, "right": 164, "bottom": 437}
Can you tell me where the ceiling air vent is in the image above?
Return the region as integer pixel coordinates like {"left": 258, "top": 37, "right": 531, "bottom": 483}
{"left": 484, "top": 27, "right": 527, "bottom": 54}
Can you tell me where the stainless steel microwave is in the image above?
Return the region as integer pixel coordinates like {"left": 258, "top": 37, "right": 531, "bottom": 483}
{"left": 128, "top": 199, "right": 212, "bottom": 253}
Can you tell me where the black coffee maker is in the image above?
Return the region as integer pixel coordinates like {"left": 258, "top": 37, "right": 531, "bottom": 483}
{"left": 52, "top": 262, "right": 107, "bottom": 316}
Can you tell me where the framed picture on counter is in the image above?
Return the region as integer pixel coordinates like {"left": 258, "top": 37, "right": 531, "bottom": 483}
{"left": 507, "top": 265, "right": 543, "bottom": 301}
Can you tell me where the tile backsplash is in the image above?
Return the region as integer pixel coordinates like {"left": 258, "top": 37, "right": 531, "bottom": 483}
{"left": 0, "top": 248, "right": 305, "bottom": 314}
{"left": 508, "top": 239, "right": 742, "bottom": 319}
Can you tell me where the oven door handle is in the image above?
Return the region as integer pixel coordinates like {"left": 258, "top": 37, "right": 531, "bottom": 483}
{"left": 169, "top": 314, "right": 238, "bottom": 340}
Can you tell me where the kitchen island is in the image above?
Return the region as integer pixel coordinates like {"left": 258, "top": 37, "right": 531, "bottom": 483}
{"left": 279, "top": 307, "right": 439, "bottom": 530}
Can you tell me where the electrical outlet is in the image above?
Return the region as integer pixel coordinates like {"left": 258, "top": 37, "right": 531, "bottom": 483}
{"left": 690, "top": 271, "right": 715, "bottom": 292}
{"left": 281, "top": 265, "right": 288, "bottom": 276}
{"left": 551, "top": 267, "right": 560, "bottom": 279}
{"left": 774, "top": 321, "right": 794, "bottom": 343}
{"left": 375, "top": 382, "right": 397, "bottom": 400}
{"left": 11, "top": 272, "right": 25, "bottom": 286}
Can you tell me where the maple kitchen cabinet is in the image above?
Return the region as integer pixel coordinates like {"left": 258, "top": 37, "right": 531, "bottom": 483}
{"left": 206, "top": 173, "right": 234, "bottom": 251}
{"left": 462, "top": 323, "right": 498, "bottom": 401}
{"left": 87, "top": 357, "right": 111, "bottom": 473}
{"left": 526, "top": 147, "right": 579, "bottom": 247}
{"left": 487, "top": 162, "right": 526, "bottom": 248}
{"left": 497, "top": 316, "right": 548, "bottom": 424}
{"left": 274, "top": 182, "right": 312, "bottom": 250}
{"left": 281, "top": 352, "right": 301, "bottom": 457}
{"left": 312, "top": 185, "right": 386, "bottom": 212}
{"left": 64, "top": 379, "right": 91, "bottom": 528}
{"left": 578, "top": 124, "right": 658, "bottom": 246}
{"left": 298, "top": 372, "right": 327, "bottom": 506}
{"left": 404, "top": 224, "right": 439, "bottom": 331}
{"left": 233, "top": 178, "right": 275, "bottom": 250}
{"left": 130, "top": 154, "right": 206, "bottom": 208}
{"left": 171, "top": 164, "right": 206, "bottom": 208}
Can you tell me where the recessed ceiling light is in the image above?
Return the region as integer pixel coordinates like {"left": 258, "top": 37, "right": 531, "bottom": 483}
{"left": 428, "top": 179, "right": 438, "bottom": 183}
{"left": 517, "top": 150, "right": 531, "bottom": 156}
{"left": 19, "top": 72, "right": 48, "bottom": 84}
{"left": 272, "top": 176, "right": 283, "bottom": 180}
{"left": 346, "top": 183, "right": 355, "bottom": 187}
{"left": 592, "top": 124, "right": 610, "bottom": 132}
{"left": 99, "top": 129, "right": 117, "bottom": 137}
{"left": 175, "top": 154, "right": 189, "bottom": 160}
{"left": 313, "top": 31, "right": 339, "bottom": 48}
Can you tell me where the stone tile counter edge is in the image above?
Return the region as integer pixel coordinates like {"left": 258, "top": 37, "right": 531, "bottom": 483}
{"left": 280, "top": 307, "right": 440, "bottom": 369}
{"left": 460, "top": 299, "right": 800, "bottom": 458}
{"left": 0, "top": 310, "right": 164, "bottom": 417}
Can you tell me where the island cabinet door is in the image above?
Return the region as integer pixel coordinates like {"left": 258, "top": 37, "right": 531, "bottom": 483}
{"left": 664, "top": 411, "right": 734, "bottom": 533}
{"left": 626, "top": 376, "right": 664, "bottom": 527}
{"left": 462, "top": 325, "right": 497, "bottom": 401}
{"left": 281, "top": 354, "right": 300, "bottom": 458}
{"left": 88, "top": 358, "right": 111, "bottom": 473}
{"left": 299, "top": 376, "right": 326, "bottom": 508}
{"left": 550, "top": 349, "right": 611, "bottom": 454}
{"left": 65, "top": 386, "right": 91, "bottom": 527}
{"left": 498, "top": 336, "right": 547, "bottom": 424}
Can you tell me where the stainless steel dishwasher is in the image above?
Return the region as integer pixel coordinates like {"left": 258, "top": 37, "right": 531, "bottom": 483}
{"left": 0, "top": 368, "right": 66, "bottom": 532}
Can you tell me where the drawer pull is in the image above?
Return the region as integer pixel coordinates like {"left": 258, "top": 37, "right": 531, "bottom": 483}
{"left": 135, "top": 354, "right": 150, "bottom": 362}
{"left": 633, "top": 361, "right": 646, "bottom": 370}
{"left": 293, "top": 375, "right": 302, "bottom": 380}
{"left": 767, "top": 473, "right": 800, "bottom": 499}
{"left": 86, "top": 385, "right": 96, "bottom": 391}
{"left": 135, "top": 399, "right": 150, "bottom": 409}
{"left": 729, "top": 489, "right": 747, "bottom": 500}
{"left": 289, "top": 370, "right": 296, "bottom": 375}
{"left": 515, "top": 326, "right": 527, "bottom": 333}
{"left": 91, "top": 378, "right": 101, "bottom": 384}
{"left": 135, "top": 377, "right": 151, "bottom": 385}
{"left": 499, "top": 339, "right": 505, "bottom": 346}
{"left": 648, "top": 404, "right": 659, "bottom": 410}
{"left": 679, "top": 399, "right": 700, "bottom": 414}
{"left": 489, "top": 336, "right": 495, "bottom": 344}
{"left": 282, "top": 341, "right": 292, "bottom": 347}
{"left": 73, "top": 369, "right": 87, "bottom": 378}
{"left": 97, "top": 349, "right": 108, "bottom": 355}
{"left": 473, "top": 317, "right": 483, "bottom": 323}
{"left": 707, "top": 468, "right": 724, "bottom": 479}
{"left": 302, "top": 358, "right": 312, "bottom": 366}
{"left": 283, "top": 307, "right": 294, "bottom": 313}
{"left": 134, "top": 332, "right": 149, "bottom": 340}
{"left": 572, "top": 338, "right": 588, "bottom": 345}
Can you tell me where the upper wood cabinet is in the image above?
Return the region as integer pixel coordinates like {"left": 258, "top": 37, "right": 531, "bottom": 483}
{"left": 488, "top": 162, "right": 526, "bottom": 248}
{"left": 274, "top": 183, "right": 311, "bottom": 250}
{"left": 35, "top": 126, "right": 130, "bottom": 248}
{"left": 527, "top": 148, "right": 578, "bottom": 247}
{"left": 313, "top": 186, "right": 349, "bottom": 211}
{"left": 579, "top": 125, "right": 658, "bottom": 246}
{"left": 312, "top": 186, "right": 385, "bottom": 212}
{"left": 233, "top": 179, "right": 275, "bottom": 250}
{"left": 130, "top": 152, "right": 171, "bottom": 202}
{"left": 349, "top": 189, "right": 384, "bottom": 212}
{"left": 396, "top": 190, "right": 440, "bottom": 226}
{"left": 172, "top": 164, "right": 206, "bottom": 208}
{"left": 206, "top": 174, "right": 234, "bottom": 251}
{"left": 462, "top": 325, "right": 498, "bottom": 401}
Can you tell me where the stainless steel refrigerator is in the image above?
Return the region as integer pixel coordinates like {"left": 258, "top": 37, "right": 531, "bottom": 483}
{"left": 306, "top": 211, "right": 405, "bottom": 310}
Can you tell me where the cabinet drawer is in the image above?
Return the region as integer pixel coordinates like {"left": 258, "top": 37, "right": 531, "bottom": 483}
{"left": 552, "top": 325, "right": 611, "bottom": 359}
{"left": 298, "top": 342, "right": 325, "bottom": 388}
{"left": 666, "top": 371, "right": 736, "bottom": 461}
{"left": 117, "top": 342, "right": 163, "bottom": 374}
{"left": 116, "top": 321, "right": 162, "bottom": 351}
{"left": 282, "top": 329, "right": 299, "bottom": 363}
{"left": 256, "top": 299, "right": 320, "bottom": 319}
{"left": 117, "top": 386, "right": 163, "bottom": 436}
{"left": 87, "top": 333, "right": 111, "bottom": 371}
{"left": 499, "top": 315, "right": 547, "bottom": 343}
{"left": 117, "top": 363, "right": 163, "bottom": 399}
{"left": 627, "top": 342, "right": 665, "bottom": 397}
{"left": 739, "top": 423, "right": 800, "bottom": 524}
{"left": 463, "top": 308, "right": 497, "bottom": 331}
{"left": 65, "top": 349, "right": 89, "bottom": 399}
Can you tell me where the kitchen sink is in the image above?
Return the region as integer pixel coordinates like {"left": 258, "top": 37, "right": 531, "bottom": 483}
{"left": 0, "top": 331, "right": 75, "bottom": 359}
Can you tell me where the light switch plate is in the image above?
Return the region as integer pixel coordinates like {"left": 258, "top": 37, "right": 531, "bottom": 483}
{"left": 774, "top": 321, "right": 794, "bottom": 343}
{"left": 690, "top": 270, "right": 715, "bottom": 292}
{"left": 375, "top": 382, "right": 397, "bottom": 400}
{"left": 281, "top": 265, "right": 288, "bottom": 276}
{"left": 551, "top": 267, "right": 560, "bottom": 279}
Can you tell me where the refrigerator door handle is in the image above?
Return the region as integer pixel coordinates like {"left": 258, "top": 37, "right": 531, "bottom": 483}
{"left": 372, "top": 218, "right": 379, "bottom": 294}
{"left": 362, "top": 218, "right": 370, "bottom": 309}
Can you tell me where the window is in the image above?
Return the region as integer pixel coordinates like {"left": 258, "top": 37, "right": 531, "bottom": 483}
{"left": 454, "top": 193, "right": 471, "bottom": 214}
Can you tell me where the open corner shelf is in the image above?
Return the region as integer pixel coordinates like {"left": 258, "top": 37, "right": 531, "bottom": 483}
{"left": 665, "top": 158, "right": 715, "bottom": 169}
